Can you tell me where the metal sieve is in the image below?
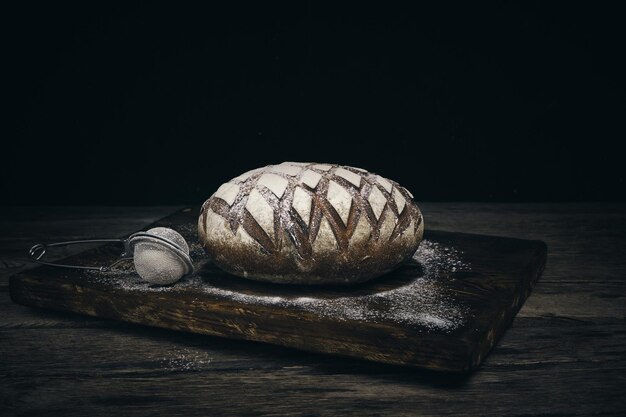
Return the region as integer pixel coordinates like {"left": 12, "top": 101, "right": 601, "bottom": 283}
{"left": 27, "top": 227, "right": 193, "bottom": 285}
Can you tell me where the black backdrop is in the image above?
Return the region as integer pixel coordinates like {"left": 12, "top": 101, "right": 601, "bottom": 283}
{"left": 4, "top": 2, "right": 624, "bottom": 205}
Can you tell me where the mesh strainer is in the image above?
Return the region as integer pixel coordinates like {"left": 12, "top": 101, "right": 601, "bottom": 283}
{"left": 28, "top": 227, "right": 193, "bottom": 285}
{"left": 128, "top": 227, "right": 193, "bottom": 285}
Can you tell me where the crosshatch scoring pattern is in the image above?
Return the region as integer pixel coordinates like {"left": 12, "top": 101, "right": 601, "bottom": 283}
{"left": 199, "top": 162, "right": 423, "bottom": 260}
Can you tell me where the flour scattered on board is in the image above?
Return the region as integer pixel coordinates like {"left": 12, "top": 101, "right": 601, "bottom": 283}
{"left": 87, "top": 238, "right": 471, "bottom": 332}
{"left": 198, "top": 240, "right": 470, "bottom": 331}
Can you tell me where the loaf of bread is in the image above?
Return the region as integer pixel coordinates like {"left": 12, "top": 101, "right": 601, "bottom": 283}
{"left": 198, "top": 162, "right": 424, "bottom": 285}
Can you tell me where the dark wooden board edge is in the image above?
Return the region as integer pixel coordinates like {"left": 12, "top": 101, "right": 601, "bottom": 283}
{"left": 466, "top": 237, "right": 548, "bottom": 370}
{"left": 9, "top": 274, "right": 471, "bottom": 371}
{"left": 416, "top": 230, "right": 548, "bottom": 371}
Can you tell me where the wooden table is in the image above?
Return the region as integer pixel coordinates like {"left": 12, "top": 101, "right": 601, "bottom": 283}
{"left": 1, "top": 204, "right": 624, "bottom": 416}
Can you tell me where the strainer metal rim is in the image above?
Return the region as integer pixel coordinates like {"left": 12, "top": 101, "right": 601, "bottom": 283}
{"left": 128, "top": 232, "right": 194, "bottom": 275}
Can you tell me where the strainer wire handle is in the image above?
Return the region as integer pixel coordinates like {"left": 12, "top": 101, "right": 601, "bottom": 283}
{"left": 27, "top": 238, "right": 131, "bottom": 271}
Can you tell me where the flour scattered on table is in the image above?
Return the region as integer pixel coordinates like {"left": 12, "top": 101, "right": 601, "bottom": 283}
{"left": 87, "top": 239, "right": 471, "bottom": 332}
{"left": 160, "top": 347, "right": 213, "bottom": 371}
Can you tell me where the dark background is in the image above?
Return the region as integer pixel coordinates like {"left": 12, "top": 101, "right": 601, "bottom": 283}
{"left": 4, "top": 2, "right": 624, "bottom": 205}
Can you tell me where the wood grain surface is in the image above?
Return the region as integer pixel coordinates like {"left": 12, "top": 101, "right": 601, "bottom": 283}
{"left": 8, "top": 207, "right": 547, "bottom": 372}
{"left": 1, "top": 204, "right": 625, "bottom": 416}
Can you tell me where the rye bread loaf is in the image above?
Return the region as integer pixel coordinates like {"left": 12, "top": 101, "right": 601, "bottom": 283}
{"left": 198, "top": 162, "right": 424, "bottom": 285}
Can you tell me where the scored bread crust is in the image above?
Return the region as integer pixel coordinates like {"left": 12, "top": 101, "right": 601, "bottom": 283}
{"left": 198, "top": 162, "right": 424, "bottom": 285}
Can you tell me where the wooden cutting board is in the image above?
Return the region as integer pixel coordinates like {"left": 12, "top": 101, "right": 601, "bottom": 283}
{"left": 10, "top": 207, "right": 547, "bottom": 373}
